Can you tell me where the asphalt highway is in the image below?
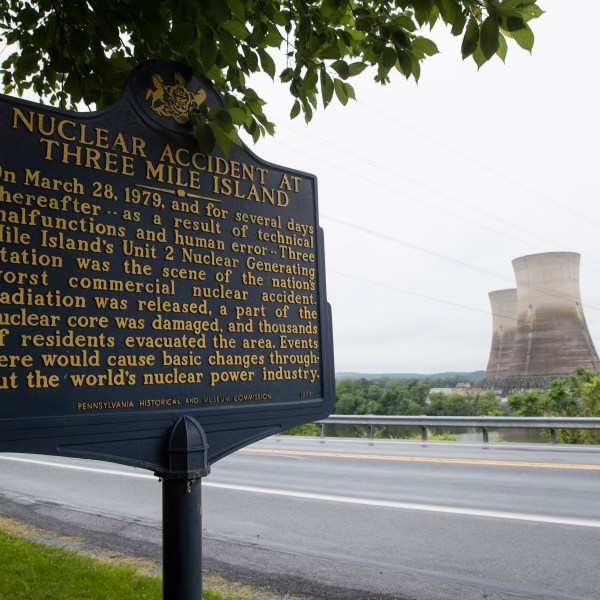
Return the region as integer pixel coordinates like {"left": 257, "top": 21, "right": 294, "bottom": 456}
{"left": 1, "top": 437, "right": 599, "bottom": 600}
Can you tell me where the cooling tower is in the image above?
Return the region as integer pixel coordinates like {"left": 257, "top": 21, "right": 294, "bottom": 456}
{"left": 507, "top": 252, "right": 600, "bottom": 377}
{"left": 485, "top": 289, "right": 518, "bottom": 379}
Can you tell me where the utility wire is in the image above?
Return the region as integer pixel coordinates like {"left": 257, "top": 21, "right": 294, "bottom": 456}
{"left": 360, "top": 102, "right": 600, "bottom": 230}
{"left": 276, "top": 120, "right": 598, "bottom": 256}
{"left": 323, "top": 213, "right": 600, "bottom": 314}
{"left": 327, "top": 268, "right": 497, "bottom": 318}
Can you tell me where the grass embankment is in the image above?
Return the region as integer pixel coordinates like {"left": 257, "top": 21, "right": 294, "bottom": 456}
{"left": 0, "top": 517, "right": 301, "bottom": 600}
{"left": 0, "top": 528, "right": 165, "bottom": 600}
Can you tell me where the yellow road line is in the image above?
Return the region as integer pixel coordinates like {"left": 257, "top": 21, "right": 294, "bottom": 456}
{"left": 240, "top": 447, "right": 600, "bottom": 470}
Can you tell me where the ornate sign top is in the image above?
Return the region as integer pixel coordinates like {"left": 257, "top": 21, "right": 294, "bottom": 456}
{"left": 146, "top": 72, "right": 207, "bottom": 124}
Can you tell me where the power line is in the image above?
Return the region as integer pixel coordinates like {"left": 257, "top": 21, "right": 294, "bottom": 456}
{"left": 327, "top": 268, "right": 496, "bottom": 318}
{"left": 322, "top": 213, "right": 600, "bottom": 314}
{"left": 322, "top": 213, "right": 506, "bottom": 280}
{"left": 360, "top": 102, "right": 600, "bottom": 230}
{"left": 272, "top": 125, "right": 600, "bottom": 279}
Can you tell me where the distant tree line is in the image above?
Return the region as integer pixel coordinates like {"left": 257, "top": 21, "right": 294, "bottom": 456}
{"left": 335, "top": 366, "right": 600, "bottom": 425}
{"left": 506, "top": 366, "right": 600, "bottom": 443}
{"left": 334, "top": 377, "right": 500, "bottom": 417}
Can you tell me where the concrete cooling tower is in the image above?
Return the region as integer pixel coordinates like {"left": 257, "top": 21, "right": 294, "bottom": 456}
{"left": 507, "top": 252, "right": 600, "bottom": 378}
{"left": 485, "top": 252, "right": 600, "bottom": 392}
{"left": 484, "top": 289, "right": 518, "bottom": 380}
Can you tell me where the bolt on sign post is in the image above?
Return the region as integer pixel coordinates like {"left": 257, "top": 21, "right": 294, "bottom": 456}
{"left": 0, "top": 61, "right": 335, "bottom": 599}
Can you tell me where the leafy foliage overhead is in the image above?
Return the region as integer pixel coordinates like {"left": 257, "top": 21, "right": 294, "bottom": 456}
{"left": 0, "top": 0, "right": 543, "bottom": 149}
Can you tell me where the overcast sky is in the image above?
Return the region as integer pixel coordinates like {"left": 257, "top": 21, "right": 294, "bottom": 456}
{"left": 245, "top": 2, "right": 600, "bottom": 375}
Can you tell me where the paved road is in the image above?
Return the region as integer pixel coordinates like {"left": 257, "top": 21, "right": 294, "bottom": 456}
{"left": 1, "top": 437, "right": 600, "bottom": 600}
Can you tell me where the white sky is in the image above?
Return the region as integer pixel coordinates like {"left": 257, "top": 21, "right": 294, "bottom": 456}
{"left": 247, "top": 2, "right": 600, "bottom": 375}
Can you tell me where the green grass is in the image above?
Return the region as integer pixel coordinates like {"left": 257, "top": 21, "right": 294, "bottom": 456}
{"left": 408, "top": 432, "right": 458, "bottom": 441}
{"left": 0, "top": 530, "right": 229, "bottom": 600}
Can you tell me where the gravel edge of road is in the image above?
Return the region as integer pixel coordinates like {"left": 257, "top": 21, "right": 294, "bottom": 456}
{"left": 0, "top": 493, "right": 412, "bottom": 600}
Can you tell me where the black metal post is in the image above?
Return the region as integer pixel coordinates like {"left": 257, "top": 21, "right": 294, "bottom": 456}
{"left": 156, "top": 416, "right": 210, "bottom": 600}
{"left": 162, "top": 477, "right": 203, "bottom": 600}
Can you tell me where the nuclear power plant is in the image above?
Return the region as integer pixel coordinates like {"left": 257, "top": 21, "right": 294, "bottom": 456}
{"left": 485, "top": 289, "right": 518, "bottom": 380}
{"left": 484, "top": 252, "right": 600, "bottom": 393}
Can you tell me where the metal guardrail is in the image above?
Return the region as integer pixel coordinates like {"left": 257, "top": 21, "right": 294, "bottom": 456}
{"left": 315, "top": 415, "right": 600, "bottom": 444}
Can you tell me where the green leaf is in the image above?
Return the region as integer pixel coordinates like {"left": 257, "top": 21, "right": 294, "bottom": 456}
{"left": 330, "top": 59, "right": 350, "bottom": 79}
{"left": 480, "top": 16, "right": 500, "bottom": 60}
{"left": 437, "top": 0, "right": 458, "bottom": 25}
{"left": 520, "top": 4, "right": 544, "bottom": 21}
{"left": 68, "top": 29, "right": 89, "bottom": 54}
{"left": 212, "top": 123, "right": 231, "bottom": 157}
{"left": 304, "top": 66, "right": 318, "bottom": 89}
{"left": 280, "top": 67, "right": 293, "bottom": 83}
{"left": 207, "top": 0, "right": 230, "bottom": 25}
{"left": 461, "top": 17, "right": 479, "bottom": 59}
{"left": 409, "top": 52, "right": 421, "bottom": 81}
{"left": 242, "top": 46, "right": 259, "bottom": 71}
{"left": 194, "top": 120, "right": 217, "bottom": 154}
{"left": 498, "top": 0, "right": 529, "bottom": 9}
{"left": 499, "top": 0, "right": 543, "bottom": 21}
{"left": 510, "top": 23, "right": 534, "bottom": 52}
{"left": 17, "top": 6, "right": 39, "bottom": 28}
{"left": 392, "top": 28, "right": 411, "bottom": 49}
{"left": 228, "top": 107, "right": 247, "bottom": 125}
{"left": 50, "top": 55, "right": 73, "bottom": 74}
{"left": 392, "top": 15, "right": 418, "bottom": 32}
{"left": 320, "top": 69, "right": 334, "bottom": 107}
{"left": 342, "top": 81, "right": 355, "bottom": 101}
{"left": 221, "top": 19, "right": 250, "bottom": 40}
{"left": 473, "top": 44, "right": 487, "bottom": 69}
{"left": 198, "top": 34, "right": 218, "bottom": 69}
{"left": 290, "top": 99, "right": 301, "bottom": 119}
{"left": 263, "top": 22, "right": 283, "bottom": 47}
{"left": 218, "top": 30, "right": 239, "bottom": 65}
{"left": 380, "top": 47, "right": 397, "bottom": 70}
{"left": 211, "top": 108, "right": 234, "bottom": 132}
{"left": 354, "top": 16, "right": 370, "bottom": 32}
{"left": 319, "top": 43, "right": 342, "bottom": 60}
{"left": 396, "top": 49, "right": 412, "bottom": 77}
{"left": 170, "top": 22, "right": 197, "bottom": 47}
{"left": 348, "top": 61, "right": 368, "bottom": 76}
{"left": 333, "top": 78, "right": 348, "bottom": 105}
{"left": 15, "top": 48, "right": 39, "bottom": 76}
{"left": 302, "top": 100, "right": 313, "bottom": 123}
{"left": 505, "top": 15, "right": 526, "bottom": 32}
{"left": 257, "top": 48, "right": 276, "bottom": 79}
{"left": 413, "top": 0, "right": 435, "bottom": 26}
{"left": 497, "top": 33, "right": 508, "bottom": 62}
{"left": 64, "top": 71, "right": 83, "bottom": 103}
{"left": 450, "top": 11, "right": 467, "bottom": 36}
{"left": 97, "top": 22, "right": 121, "bottom": 46}
{"left": 247, "top": 21, "right": 268, "bottom": 46}
{"left": 411, "top": 37, "right": 439, "bottom": 57}
{"left": 226, "top": 0, "right": 246, "bottom": 20}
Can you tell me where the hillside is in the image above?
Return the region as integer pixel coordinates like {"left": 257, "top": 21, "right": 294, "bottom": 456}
{"left": 336, "top": 371, "right": 485, "bottom": 381}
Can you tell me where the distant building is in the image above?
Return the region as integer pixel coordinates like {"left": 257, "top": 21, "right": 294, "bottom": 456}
{"left": 429, "top": 383, "right": 484, "bottom": 396}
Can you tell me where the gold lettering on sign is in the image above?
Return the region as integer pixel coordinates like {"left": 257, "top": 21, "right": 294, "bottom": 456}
{"left": 1, "top": 93, "right": 322, "bottom": 411}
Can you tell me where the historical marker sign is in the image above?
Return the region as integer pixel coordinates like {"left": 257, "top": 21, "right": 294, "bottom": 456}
{"left": 0, "top": 61, "right": 334, "bottom": 474}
